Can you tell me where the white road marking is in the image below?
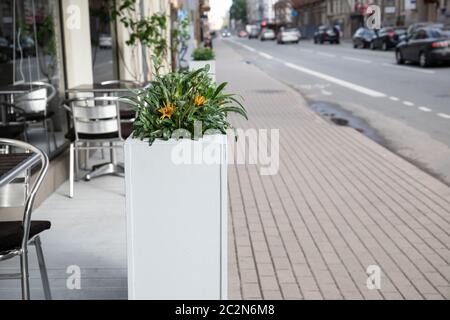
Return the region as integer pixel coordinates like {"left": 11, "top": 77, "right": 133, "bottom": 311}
{"left": 231, "top": 40, "right": 257, "bottom": 53}
{"left": 321, "top": 90, "right": 333, "bottom": 96}
{"left": 283, "top": 62, "right": 387, "bottom": 98}
{"left": 437, "top": 113, "right": 450, "bottom": 119}
{"left": 317, "top": 52, "right": 336, "bottom": 58}
{"left": 343, "top": 56, "right": 372, "bottom": 64}
{"left": 381, "top": 63, "right": 435, "bottom": 74}
{"left": 418, "top": 106, "right": 432, "bottom": 112}
{"left": 403, "top": 101, "right": 414, "bottom": 106}
{"left": 299, "top": 48, "right": 314, "bottom": 53}
{"left": 241, "top": 44, "right": 256, "bottom": 52}
{"left": 259, "top": 52, "right": 273, "bottom": 60}
{"left": 389, "top": 96, "right": 400, "bottom": 101}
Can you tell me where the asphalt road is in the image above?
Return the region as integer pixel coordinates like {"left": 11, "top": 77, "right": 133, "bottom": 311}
{"left": 224, "top": 37, "right": 450, "bottom": 185}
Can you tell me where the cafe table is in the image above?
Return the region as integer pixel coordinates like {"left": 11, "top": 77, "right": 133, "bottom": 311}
{"left": 66, "top": 82, "right": 144, "bottom": 96}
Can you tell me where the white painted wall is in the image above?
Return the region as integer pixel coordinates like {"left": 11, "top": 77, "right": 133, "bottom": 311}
{"left": 61, "top": 0, "right": 93, "bottom": 89}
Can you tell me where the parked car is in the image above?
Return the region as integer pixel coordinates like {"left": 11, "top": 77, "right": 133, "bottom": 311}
{"left": 407, "top": 22, "right": 443, "bottom": 37}
{"left": 396, "top": 27, "right": 450, "bottom": 67}
{"left": 260, "top": 29, "right": 276, "bottom": 41}
{"left": 248, "top": 27, "right": 259, "bottom": 39}
{"left": 99, "top": 33, "right": 113, "bottom": 49}
{"left": 277, "top": 27, "right": 301, "bottom": 44}
{"left": 238, "top": 30, "right": 248, "bottom": 38}
{"left": 0, "top": 37, "right": 10, "bottom": 58}
{"left": 352, "top": 27, "right": 376, "bottom": 48}
{"left": 370, "top": 27, "right": 406, "bottom": 50}
{"left": 399, "top": 22, "right": 445, "bottom": 43}
{"left": 314, "top": 26, "right": 339, "bottom": 44}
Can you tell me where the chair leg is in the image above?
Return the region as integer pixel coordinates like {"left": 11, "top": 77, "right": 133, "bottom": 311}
{"left": 44, "top": 119, "right": 51, "bottom": 154}
{"left": 48, "top": 119, "right": 57, "bottom": 151}
{"left": 84, "top": 143, "right": 89, "bottom": 170}
{"left": 20, "top": 250, "right": 30, "bottom": 300}
{"left": 101, "top": 142, "right": 105, "bottom": 160}
{"left": 69, "top": 143, "right": 74, "bottom": 198}
{"left": 74, "top": 145, "right": 79, "bottom": 182}
{"left": 34, "top": 236, "right": 52, "bottom": 300}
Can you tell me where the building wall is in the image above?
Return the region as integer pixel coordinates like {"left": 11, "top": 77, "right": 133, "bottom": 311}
{"left": 274, "top": 0, "right": 294, "bottom": 25}
{"left": 291, "top": 0, "right": 449, "bottom": 38}
{"left": 62, "top": 0, "right": 94, "bottom": 89}
{"left": 247, "top": 0, "right": 277, "bottom": 23}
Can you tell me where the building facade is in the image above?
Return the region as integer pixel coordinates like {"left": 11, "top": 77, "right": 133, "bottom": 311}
{"left": 286, "top": 0, "right": 450, "bottom": 38}
{"left": 274, "top": 0, "right": 295, "bottom": 26}
{"left": 290, "top": 0, "right": 327, "bottom": 38}
{"left": 247, "top": 0, "right": 277, "bottom": 24}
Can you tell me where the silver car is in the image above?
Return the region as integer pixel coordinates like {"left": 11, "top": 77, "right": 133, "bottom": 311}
{"left": 260, "top": 29, "right": 276, "bottom": 41}
{"left": 277, "top": 28, "right": 301, "bottom": 44}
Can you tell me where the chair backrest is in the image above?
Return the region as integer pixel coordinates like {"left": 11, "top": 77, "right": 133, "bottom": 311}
{"left": 100, "top": 80, "right": 142, "bottom": 87}
{"left": 15, "top": 82, "right": 56, "bottom": 115}
{"left": 0, "top": 138, "right": 48, "bottom": 249}
{"left": 70, "top": 96, "right": 122, "bottom": 141}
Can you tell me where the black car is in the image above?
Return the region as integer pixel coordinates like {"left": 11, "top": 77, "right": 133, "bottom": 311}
{"left": 0, "top": 36, "right": 35, "bottom": 59}
{"left": 352, "top": 28, "right": 376, "bottom": 48}
{"left": 370, "top": 27, "right": 406, "bottom": 50}
{"left": 314, "top": 26, "right": 339, "bottom": 44}
{"left": 248, "top": 27, "right": 259, "bottom": 39}
{"left": 407, "top": 22, "right": 444, "bottom": 37}
{"left": 396, "top": 28, "right": 450, "bottom": 67}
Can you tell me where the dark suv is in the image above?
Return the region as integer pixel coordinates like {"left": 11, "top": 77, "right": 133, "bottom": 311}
{"left": 314, "top": 26, "right": 339, "bottom": 44}
{"left": 370, "top": 27, "right": 406, "bottom": 50}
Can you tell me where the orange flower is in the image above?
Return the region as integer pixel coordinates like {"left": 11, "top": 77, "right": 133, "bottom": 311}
{"left": 158, "top": 102, "right": 175, "bottom": 120}
{"left": 194, "top": 95, "right": 206, "bottom": 107}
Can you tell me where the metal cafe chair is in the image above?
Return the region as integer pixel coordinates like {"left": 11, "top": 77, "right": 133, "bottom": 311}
{"left": 14, "top": 82, "right": 57, "bottom": 152}
{"left": 0, "top": 138, "right": 51, "bottom": 300}
{"left": 99, "top": 80, "right": 139, "bottom": 139}
{"left": 67, "top": 96, "right": 124, "bottom": 198}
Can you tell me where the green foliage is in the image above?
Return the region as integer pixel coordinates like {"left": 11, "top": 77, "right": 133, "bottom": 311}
{"left": 36, "top": 16, "right": 57, "bottom": 81}
{"left": 230, "top": 0, "right": 247, "bottom": 24}
{"left": 111, "top": 0, "right": 168, "bottom": 61}
{"left": 192, "top": 47, "right": 215, "bottom": 61}
{"left": 172, "top": 17, "right": 190, "bottom": 53}
{"left": 120, "top": 66, "right": 248, "bottom": 145}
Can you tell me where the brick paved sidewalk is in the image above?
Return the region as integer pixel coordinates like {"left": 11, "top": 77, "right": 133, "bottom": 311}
{"left": 218, "top": 40, "right": 450, "bottom": 300}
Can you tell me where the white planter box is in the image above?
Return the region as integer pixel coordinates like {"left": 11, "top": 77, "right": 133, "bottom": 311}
{"left": 189, "top": 60, "right": 216, "bottom": 82}
{"left": 125, "top": 135, "right": 227, "bottom": 300}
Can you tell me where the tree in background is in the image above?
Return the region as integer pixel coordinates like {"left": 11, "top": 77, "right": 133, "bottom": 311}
{"left": 229, "top": 0, "right": 247, "bottom": 27}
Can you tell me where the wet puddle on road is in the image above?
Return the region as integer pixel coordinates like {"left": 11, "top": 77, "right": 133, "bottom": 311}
{"left": 310, "top": 101, "right": 385, "bottom": 146}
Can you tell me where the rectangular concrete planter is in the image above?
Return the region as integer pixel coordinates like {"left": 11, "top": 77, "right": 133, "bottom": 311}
{"left": 189, "top": 60, "right": 216, "bottom": 82}
{"left": 125, "top": 135, "right": 227, "bottom": 300}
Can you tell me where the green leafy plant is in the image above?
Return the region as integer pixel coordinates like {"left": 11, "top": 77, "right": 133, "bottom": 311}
{"left": 109, "top": 0, "right": 169, "bottom": 80}
{"left": 192, "top": 47, "right": 215, "bottom": 61}
{"left": 111, "top": 1, "right": 168, "bottom": 61}
{"left": 121, "top": 65, "right": 247, "bottom": 145}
